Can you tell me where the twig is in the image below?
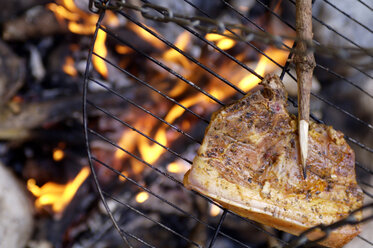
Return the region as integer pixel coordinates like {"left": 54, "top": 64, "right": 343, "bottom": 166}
{"left": 294, "top": 0, "right": 316, "bottom": 179}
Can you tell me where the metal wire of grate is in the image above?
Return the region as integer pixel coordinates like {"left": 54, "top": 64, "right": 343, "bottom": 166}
{"left": 83, "top": 0, "right": 373, "bottom": 247}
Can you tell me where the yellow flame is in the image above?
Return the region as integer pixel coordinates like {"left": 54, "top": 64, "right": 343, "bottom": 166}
{"left": 128, "top": 23, "right": 165, "bottom": 49}
{"left": 205, "top": 33, "right": 224, "bottom": 41}
{"left": 216, "top": 39, "right": 236, "bottom": 50}
{"left": 62, "top": 0, "right": 81, "bottom": 12}
{"left": 167, "top": 161, "right": 189, "bottom": 174}
{"left": 27, "top": 167, "right": 90, "bottom": 213}
{"left": 209, "top": 204, "right": 222, "bottom": 217}
{"left": 165, "top": 94, "right": 205, "bottom": 124}
{"left": 238, "top": 41, "right": 292, "bottom": 91}
{"left": 93, "top": 29, "right": 108, "bottom": 78}
{"left": 163, "top": 31, "right": 191, "bottom": 69}
{"left": 138, "top": 127, "right": 167, "bottom": 165}
{"left": 206, "top": 31, "right": 236, "bottom": 50}
{"left": 53, "top": 148, "right": 65, "bottom": 161}
{"left": 114, "top": 130, "right": 138, "bottom": 160}
{"left": 48, "top": 0, "right": 120, "bottom": 78}
{"left": 68, "top": 22, "right": 97, "bottom": 34}
{"left": 135, "top": 192, "right": 149, "bottom": 203}
{"left": 115, "top": 45, "right": 132, "bottom": 54}
{"left": 47, "top": 1, "right": 98, "bottom": 35}
{"left": 63, "top": 56, "right": 77, "bottom": 77}
{"left": 111, "top": 26, "right": 291, "bottom": 177}
{"left": 47, "top": 3, "right": 80, "bottom": 22}
{"left": 118, "top": 170, "right": 129, "bottom": 182}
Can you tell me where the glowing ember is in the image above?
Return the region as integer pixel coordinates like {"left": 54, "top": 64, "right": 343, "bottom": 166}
{"left": 135, "top": 192, "right": 149, "bottom": 203}
{"left": 93, "top": 29, "right": 108, "bottom": 78}
{"left": 27, "top": 167, "right": 90, "bottom": 213}
{"left": 209, "top": 204, "right": 222, "bottom": 217}
{"left": 62, "top": 56, "right": 77, "bottom": 77}
{"left": 53, "top": 148, "right": 65, "bottom": 161}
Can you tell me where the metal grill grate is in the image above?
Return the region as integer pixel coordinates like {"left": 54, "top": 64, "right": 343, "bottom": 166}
{"left": 83, "top": 0, "right": 373, "bottom": 247}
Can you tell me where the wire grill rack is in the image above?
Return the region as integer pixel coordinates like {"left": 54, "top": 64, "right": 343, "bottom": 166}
{"left": 83, "top": 0, "right": 373, "bottom": 247}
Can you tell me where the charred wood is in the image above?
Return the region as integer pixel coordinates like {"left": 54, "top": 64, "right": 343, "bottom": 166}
{"left": 0, "top": 0, "right": 52, "bottom": 23}
{"left": 0, "top": 89, "right": 134, "bottom": 140}
{"left": 2, "top": 6, "right": 67, "bottom": 41}
{"left": 0, "top": 40, "right": 25, "bottom": 105}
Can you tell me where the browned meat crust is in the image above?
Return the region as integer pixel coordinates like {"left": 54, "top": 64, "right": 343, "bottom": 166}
{"left": 184, "top": 74, "right": 363, "bottom": 248}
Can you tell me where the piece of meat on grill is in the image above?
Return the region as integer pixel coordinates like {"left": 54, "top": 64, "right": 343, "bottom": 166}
{"left": 184, "top": 74, "right": 363, "bottom": 248}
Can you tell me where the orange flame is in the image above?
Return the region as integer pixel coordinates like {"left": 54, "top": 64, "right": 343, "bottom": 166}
{"left": 47, "top": 1, "right": 97, "bottom": 35}
{"left": 128, "top": 23, "right": 165, "bottom": 49}
{"left": 27, "top": 167, "right": 90, "bottom": 213}
{"left": 167, "top": 161, "right": 190, "bottom": 174}
{"left": 138, "top": 127, "right": 167, "bottom": 165}
{"left": 163, "top": 31, "right": 191, "bottom": 69}
{"left": 238, "top": 41, "right": 291, "bottom": 91}
{"left": 93, "top": 29, "right": 108, "bottom": 78}
{"left": 115, "top": 45, "right": 132, "bottom": 54}
{"left": 113, "top": 33, "right": 291, "bottom": 184}
{"left": 206, "top": 31, "right": 237, "bottom": 50}
{"left": 63, "top": 56, "right": 77, "bottom": 77}
{"left": 118, "top": 170, "right": 129, "bottom": 182}
{"left": 48, "top": 0, "right": 120, "bottom": 78}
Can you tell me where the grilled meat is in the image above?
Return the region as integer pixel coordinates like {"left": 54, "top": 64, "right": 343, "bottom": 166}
{"left": 184, "top": 74, "right": 363, "bottom": 247}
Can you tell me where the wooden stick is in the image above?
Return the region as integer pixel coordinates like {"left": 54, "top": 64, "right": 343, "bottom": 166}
{"left": 295, "top": 0, "right": 315, "bottom": 179}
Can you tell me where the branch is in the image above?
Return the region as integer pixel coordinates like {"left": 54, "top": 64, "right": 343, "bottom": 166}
{"left": 295, "top": 0, "right": 316, "bottom": 179}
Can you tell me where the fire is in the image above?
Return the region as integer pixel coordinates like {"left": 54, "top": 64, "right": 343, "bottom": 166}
{"left": 112, "top": 34, "right": 291, "bottom": 175}
{"left": 47, "top": 1, "right": 97, "bottom": 35}
{"left": 238, "top": 41, "right": 293, "bottom": 91}
{"left": 163, "top": 31, "right": 192, "bottom": 69}
{"left": 53, "top": 148, "right": 65, "bottom": 161}
{"left": 48, "top": 0, "right": 120, "bottom": 78}
{"left": 135, "top": 192, "right": 149, "bottom": 203}
{"left": 27, "top": 167, "right": 90, "bottom": 213}
{"left": 93, "top": 29, "right": 108, "bottom": 78}
{"left": 167, "top": 161, "right": 190, "bottom": 174}
{"left": 206, "top": 31, "right": 237, "bottom": 50}
{"left": 115, "top": 45, "right": 132, "bottom": 54}
{"left": 115, "top": 130, "right": 138, "bottom": 160}
{"left": 138, "top": 127, "right": 167, "bottom": 165}
{"left": 118, "top": 170, "right": 129, "bottom": 182}
{"left": 209, "top": 204, "right": 222, "bottom": 217}
{"left": 128, "top": 23, "right": 165, "bottom": 49}
{"left": 62, "top": 56, "right": 77, "bottom": 77}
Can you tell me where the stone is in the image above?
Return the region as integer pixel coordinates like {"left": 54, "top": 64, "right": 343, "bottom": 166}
{"left": 0, "top": 162, "right": 34, "bottom": 248}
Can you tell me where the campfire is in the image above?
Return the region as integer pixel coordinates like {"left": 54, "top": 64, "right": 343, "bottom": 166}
{"left": 0, "top": 0, "right": 372, "bottom": 247}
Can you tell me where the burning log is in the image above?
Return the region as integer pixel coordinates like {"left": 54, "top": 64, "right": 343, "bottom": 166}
{"left": 0, "top": 90, "right": 133, "bottom": 140}
{"left": 2, "top": 6, "right": 67, "bottom": 41}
